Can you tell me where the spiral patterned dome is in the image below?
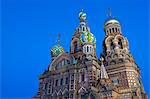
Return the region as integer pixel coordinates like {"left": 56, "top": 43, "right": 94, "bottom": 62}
{"left": 79, "top": 31, "right": 96, "bottom": 45}
{"left": 79, "top": 10, "right": 86, "bottom": 21}
{"left": 51, "top": 45, "right": 64, "bottom": 57}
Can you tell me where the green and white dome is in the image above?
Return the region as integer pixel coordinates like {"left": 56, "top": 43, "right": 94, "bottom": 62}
{"left": 79, "top": 31, "right": 96, "bottom": 45}
{"left": 51, "top": 45, "right": 64, "bottom": 57}
{"left": 79, "top": 10, "right": 86, "bottom": 21}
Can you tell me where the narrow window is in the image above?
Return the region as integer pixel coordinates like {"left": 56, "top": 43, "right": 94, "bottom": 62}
{"left": 112, "top": 28, "right": 114, "bottom": 32}
{"left": 90, "top": 46, "right": 92, "bottom": 52}
{"left": 87, "top": 46, "right": 89, "bottom": 52}
{"left": 83, "top": 27, "right": 85, "bottom": 31}
{"left": 74, "top": 42, "right": 78, "bottom": 53}
{"left": 66, "top": 77, "right": 68, "bottom": 84}
{"left": 55, "top": 80, "right": 58, "bottom": 86}
{"left": 115, "top": 28, "right": 118, "bottom": 32}
{"left": 44, "top": 83, "right": 48, "bottom": 90}
{"left": 118, "top": 39, "right": 123, "bottom": 49}
{"left": 109, "top": 28, "right": 111, "bottom": 33}
{"left": 60, "top": 78, "right": 63, "bottom": 85}
{"left": 81, "top": 74, "right": 85, "bottom": 81}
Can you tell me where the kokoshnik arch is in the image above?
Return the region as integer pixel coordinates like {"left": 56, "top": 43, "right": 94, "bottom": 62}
{"left": 32, "top": 10, "right": 147, "bottom": 99}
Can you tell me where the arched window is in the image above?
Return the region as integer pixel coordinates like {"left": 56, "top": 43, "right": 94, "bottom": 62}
{"left": 74, "top": 41, "right": 78, "bottom": 53}
{"left": 115, "top": 28, "right": 118, "bottom": 32}
{"left": 112, "top": 28, "right": 114, "bottom": 32}
{"left": 55, "top": 80, "right": 58, "bottom": 86}
{"left": 81, "top": 74, "right": 85, "bottom": 81}
{"left": 65, "top": 77, "right": 68, "bottom": 84}
{"left": 83, "top": 27, "right": 85, "bottom": 31}
{"left": 110, "top": 42, "right": 115, "bottom": 50}
{"left": 109, "top": 28, "right": 111, "bottom": 33}
{"left": 118, "top": 39, "right": 123, "bottom": 49}
{"left": 60, "top": 78, "right": 63, "bottom": 85}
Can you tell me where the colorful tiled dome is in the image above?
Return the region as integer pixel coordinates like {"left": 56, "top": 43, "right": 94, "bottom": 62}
{"left": 79, "top": 31, "right": 96, "bottom": 45}
{"left": 51, "top": 45, "right": 64, "bottom": 57}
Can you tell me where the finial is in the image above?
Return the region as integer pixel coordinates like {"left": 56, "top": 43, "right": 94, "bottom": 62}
{"left": 81, "top": 9, "right": 84, "bottom": 12}
{"left": 57, "top": 33, "right": 60, "bottom": 45}
{"left": 107, "top": 8, "right": 112, "bottom": 18}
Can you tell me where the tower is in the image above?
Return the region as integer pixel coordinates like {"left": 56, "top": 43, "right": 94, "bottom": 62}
{"left": 70, "top": 10, "right": 100, "bottom": 98}
{"left": 70, "top": 10, "right": 96, "bottom": 60}
{"left": 102, "top": 10, "right": 146, "bottom": 98}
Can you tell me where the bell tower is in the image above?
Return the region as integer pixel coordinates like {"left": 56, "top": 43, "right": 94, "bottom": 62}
{"left": 102, "top": 10, "right": 146, "bottom": 97}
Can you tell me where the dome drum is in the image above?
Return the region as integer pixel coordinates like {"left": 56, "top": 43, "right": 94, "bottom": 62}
{"left": 104, "top": 18, "right": 121, "bottom": 36}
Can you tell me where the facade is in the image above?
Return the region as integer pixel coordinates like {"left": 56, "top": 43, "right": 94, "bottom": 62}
{"left": 33, "top": 10, "right": 147, "bottom": 99}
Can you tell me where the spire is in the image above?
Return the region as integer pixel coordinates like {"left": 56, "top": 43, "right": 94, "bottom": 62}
{"left": 57, "top": 33, "right": 60, "bottom": 45}
{"left": 107, "top": 8, "right": 112, "bottom": 18}
{"left": 100, "top": 57, "right": 109, "bottom": 79}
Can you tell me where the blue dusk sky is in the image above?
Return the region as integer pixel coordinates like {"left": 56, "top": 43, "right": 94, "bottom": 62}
{"left": 1, "top": 0, "right": 150, "bottom": 98}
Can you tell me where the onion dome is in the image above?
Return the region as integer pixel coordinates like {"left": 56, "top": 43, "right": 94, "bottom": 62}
{"left": 79, "top": 10, "right": 86, "bottom": 21}
{"left": 79, "top": 31, "right": 96, "bottom": 45}
{"left": 104, "top": 17, "right": 120, "bottom": 29}
{"left": 51, "top": 45, "right": 64, "bottom": 57}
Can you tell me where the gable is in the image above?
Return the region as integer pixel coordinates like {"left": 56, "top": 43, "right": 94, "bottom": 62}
{"left": 49, "top": 53, "right": 71, "bottom": 71}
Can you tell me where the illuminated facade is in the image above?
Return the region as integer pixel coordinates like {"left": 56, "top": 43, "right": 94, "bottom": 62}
{"left": 33, "top": 10, "right": 147, "bottom": 99}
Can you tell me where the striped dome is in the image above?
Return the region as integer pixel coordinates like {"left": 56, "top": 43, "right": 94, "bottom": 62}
{"left": 79, "top": 31, "right": 96, "bottom": 45}
{"left": 79, "top": 11, "right": 86, "bottom": 21}
{"left": 51, "top": 45, "right": 64, "bottom": 57}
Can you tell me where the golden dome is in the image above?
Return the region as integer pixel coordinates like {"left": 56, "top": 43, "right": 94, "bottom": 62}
{"left": 104, "top": 19, "right": 120, "bottom": 27}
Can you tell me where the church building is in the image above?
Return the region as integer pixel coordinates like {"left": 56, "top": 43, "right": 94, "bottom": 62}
{"left": 33, "top": 10, "right": 147, "bottom": 99}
